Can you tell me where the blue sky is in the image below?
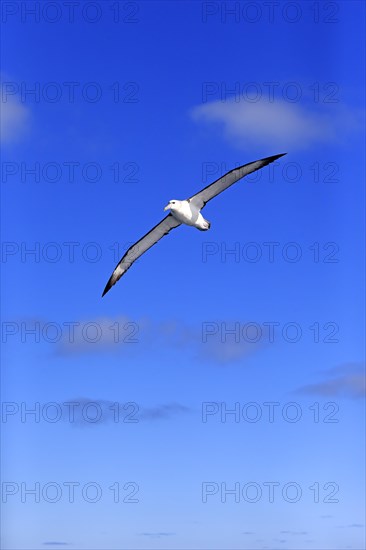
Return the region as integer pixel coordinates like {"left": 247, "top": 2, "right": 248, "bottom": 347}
{"left": 1, "top": 1, "right": 365, "bottom": 549}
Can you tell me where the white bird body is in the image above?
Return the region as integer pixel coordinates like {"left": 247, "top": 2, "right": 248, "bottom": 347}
{"left": 102, "top": 153, "right": 286, "bottom": 296}
{"left": 164, "top": 199, "right": 210, "bottom": 231}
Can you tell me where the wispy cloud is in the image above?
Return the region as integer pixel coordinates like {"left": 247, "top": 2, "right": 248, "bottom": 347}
{"left": 43, "top": 544, "right": 70, "bottom": 547}
{"left": 337, "top": 523, "right": 365, "bottom": 529}
{"left": 55, "top": 316, "right": 140, "bottom": 355}
{"left": 199, "top": 331, "right": 267, "bottom": 364}
{"left": 0, "top": 96, "right": 31, "bottom": 145}
{"left": 23, "top": 314, "right": 266, "bottom": 365}
{"left": 141, "top": 317, "right": 261, "bottom": 364}
{"left": 62, "top": 397, "right": 191, "bottom": 427}
{"left": 191, "top": 98, "right": 363, "bottom": 151}
{"left": 139, "top": 403, "right": 190, "bottom": 420}
{"left": 280, "top": 530, "right": 308, "bottom": 535}
{"left": 138, "top": 532, "right": 176, "bottom": 538}
{"left": 198, "top": 320, "right": 271, "bottom": 364}
{"left": 295, "top": 362, "right": 365, "bottom": 399}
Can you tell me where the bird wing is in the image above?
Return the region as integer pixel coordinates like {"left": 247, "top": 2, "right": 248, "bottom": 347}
{"left": 102, "top": 214, "right": 181, "bottom": 296}
{"left": 188, "top": 153, "right": 286, "bottom": 210}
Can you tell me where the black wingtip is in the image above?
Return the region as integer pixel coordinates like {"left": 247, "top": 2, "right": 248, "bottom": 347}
{"left": 268, "top": 152, "right": 287, "bottom": 161}
{"left": 102, "top": 280, "right": 112, "bottom": 297}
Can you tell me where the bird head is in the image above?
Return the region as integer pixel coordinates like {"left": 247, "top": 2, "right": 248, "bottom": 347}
{"left": 164, "top": 200, "right": 179, "bottom": 211}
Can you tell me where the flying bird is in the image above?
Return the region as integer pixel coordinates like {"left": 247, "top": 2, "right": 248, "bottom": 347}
{"left": 102, "top": 153, "right": 286, "bottom": 296}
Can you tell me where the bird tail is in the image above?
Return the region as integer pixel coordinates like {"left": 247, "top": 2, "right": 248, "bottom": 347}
{"left": 197, "top": 220, "right": 211, "bottom": 231}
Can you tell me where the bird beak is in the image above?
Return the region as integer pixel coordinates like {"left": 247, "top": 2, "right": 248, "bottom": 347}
{"left": 164, "top": 204, "right": 171, "bottom": 211}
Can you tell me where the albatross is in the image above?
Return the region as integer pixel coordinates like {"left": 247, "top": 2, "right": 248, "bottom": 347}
{"left": 102, "top": 153, "right": 286, "bottom": 296}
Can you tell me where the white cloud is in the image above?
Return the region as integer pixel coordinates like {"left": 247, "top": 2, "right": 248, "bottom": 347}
{"left": 0, "top": 98, "right": 31, "bottom": 145}
{"left": 191, "top": 99, "right": 362, "bottom": 151}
